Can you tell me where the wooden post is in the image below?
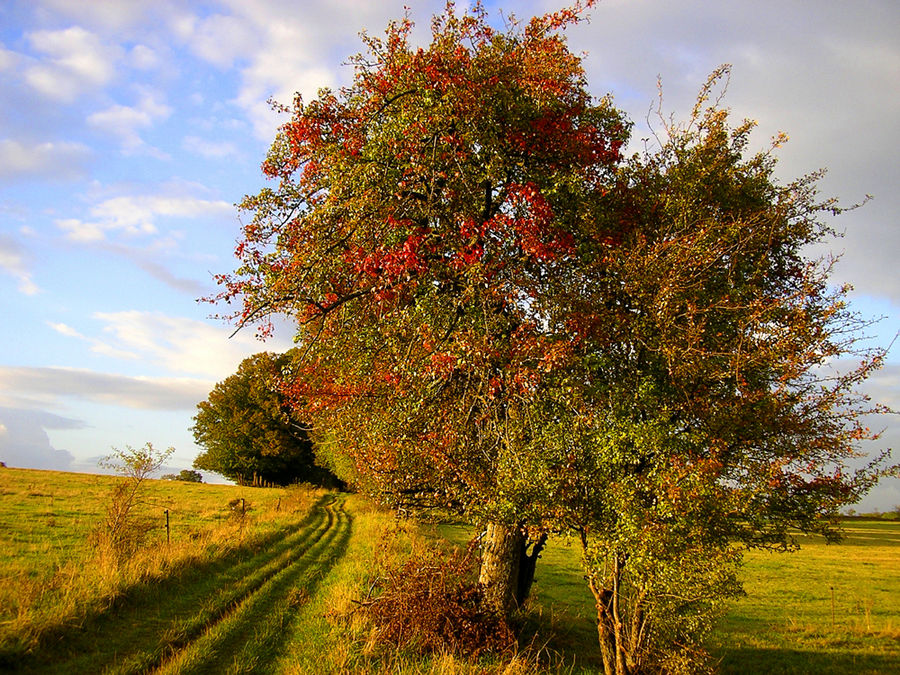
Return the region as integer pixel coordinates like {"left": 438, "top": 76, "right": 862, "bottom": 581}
{"left": 241, "top": 498, "right": 245, "bottom": 515}
{"left": 165, "top": 509, "right": 170, "bottom": 545}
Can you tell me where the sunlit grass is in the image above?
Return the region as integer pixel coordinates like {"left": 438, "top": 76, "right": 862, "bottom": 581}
{"left": 1, "top": 467, "right": 897, "bottom": 673}
{"left": 711, "top": 521, "right": 900, "bottom": 674}
{"left": 0, "top": 467, "right": 322, "bottom": 666}
{"left": 426, "top": 520, "right": 900, "bottom": 674}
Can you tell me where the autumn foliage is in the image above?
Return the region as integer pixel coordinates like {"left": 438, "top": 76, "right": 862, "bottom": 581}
{"left": 216, "top": 0, "right": 629, "bottom": 610}
{"left": 213, "top": 2, "right": 892, "bottom": 672}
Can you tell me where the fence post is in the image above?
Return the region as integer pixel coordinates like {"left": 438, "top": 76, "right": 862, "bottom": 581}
{"left": 165, "top": 508, "right": 170, "bottom": 545}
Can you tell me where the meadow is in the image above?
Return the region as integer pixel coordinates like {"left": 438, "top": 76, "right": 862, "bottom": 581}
{"left": 0, "top": 466, "right": 898, "bottom": 673}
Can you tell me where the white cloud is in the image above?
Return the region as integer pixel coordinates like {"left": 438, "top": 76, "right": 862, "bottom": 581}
{"left": 0, "top": 366, "right": 209, "bottom": 411}
{"left": 93, "top": 194, "right": 229, "bottom": 231}
{"left": 189, "top": 13, "right": 259, "bottom": 68}
{"left": 860, "top": 363, "right": 900, "bottom": 412}
{"left": 55, "top": 219, "right": 106, "bottom": 243}
{"left": 24, "top": 26, "right": 120, "bottom": 101}
{"left": 56, "top": 192, "right": 232, "bottom": 243}
{"left": 185, "top": 0, "right": 441, "bottom": 140}
{"left": 92, "top": 311, "right": 291, "bottom": 379}
{"left": 88, "top": 89, "right": 172, "bottom": 154}
{"left": 48, "top": 321, "right": 138, "bottom": 360}
{"left": 0, "top": 139, "right": 91, "bottom": 181}
{"left": 561, "top": 0, "right": 900, "bottom": 305}
{"left": 236, "top": 64, "right": 334, "bottom": 141}
{"left": 130, "top": 44, "right": 162, "bottom": 70}
{"left": 38, "top": 0, "right": 157, "bottom": 32}
{"left": 0, "top": 45, "right": 19, "bottom": 71}
{"left": 0, "top": 407, "right": 79, "bottom": 470}
{"left": 0, "top": 234, "right": 39, "bottom": 295}
{"left": 47, "top": 322, "right": 81, "bottom": 338}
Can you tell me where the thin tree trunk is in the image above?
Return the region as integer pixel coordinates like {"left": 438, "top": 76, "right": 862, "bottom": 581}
{"left": 478, "top": 521, "right": 525, "bottom": 616}
{"left": 516, "top": 532, "right": 547, "bottom": 605}
{"left": 612, "top": 554, "right": 629, "bottom": 675}
{"left": 589, "top": 575, "right": 617, "bottom": 675}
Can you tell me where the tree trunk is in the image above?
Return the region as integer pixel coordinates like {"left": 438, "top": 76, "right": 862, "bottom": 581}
{"left": 587, "top": 553, "right": 650, "bottom": 675}
{"left": 516, "top": 532, "right": 547, "bottom": 606}
{"left": 589, "top": 576, "right": 619, "bottom": 675}
{"left": 478, "top": 522, "right": 525, "bottom": 616}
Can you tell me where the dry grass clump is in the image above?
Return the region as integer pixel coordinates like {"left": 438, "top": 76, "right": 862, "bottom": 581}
{"left": 360, "top": 542, "right": 517, "bottom": 658}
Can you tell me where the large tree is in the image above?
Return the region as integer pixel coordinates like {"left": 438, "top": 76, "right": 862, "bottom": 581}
{"left": 215, "top": 0, "right": 626, "bottom": 614}
{"left": 192, "top": 351, "right": 334, "bottom": 487}
{"left": 213, "top": 1, "right": 891, "bottom": 660}
{"left": 517, "top": 71, "right": 892, "bottom": 672}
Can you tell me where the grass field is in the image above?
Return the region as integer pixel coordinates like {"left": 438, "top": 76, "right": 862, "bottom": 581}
{"left": 423, "top": 521, "right": 900, "bottom": 673}
{"left": 1, "top": 466, "right": 898, "bottom": 673}
{"left": 0, "top": 467, "right": 332, "bottom": 672}
{"left": 712, "top": 523, "right": 900, "bottom": 674}
{"left": 521, "top": 526, "right": 900, "bottom": 674}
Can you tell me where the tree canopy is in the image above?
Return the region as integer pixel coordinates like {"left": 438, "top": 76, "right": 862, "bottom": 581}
{"left": 192, "top": 351, "right": 336, "bottom": 487}
{"left": 215, "top": 0, "right": 630, "bottom": 612}
{"left": 211, "top": 2, "right": 892, "bottom": 670}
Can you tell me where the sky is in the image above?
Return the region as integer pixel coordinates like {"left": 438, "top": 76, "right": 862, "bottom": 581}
{"left": 0, "top": 0, "right": 897, "bottom": 510}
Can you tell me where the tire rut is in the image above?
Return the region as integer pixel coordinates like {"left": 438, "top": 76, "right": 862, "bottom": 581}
{"left": 159, "top": 497, "right": 352, "bottom": 675}
{"left": 10, "top": 494, "right": 344, "bottom": 675}
{"left": 108, "top": 494, "right": 348, "bottom": 675}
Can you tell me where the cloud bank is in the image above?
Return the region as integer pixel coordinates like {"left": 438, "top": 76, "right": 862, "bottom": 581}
{"left": 0, "top": 366, "right": 210, "bottom": 411}
{"left": 0, "top": 407, "right": 80, "bottom": 470}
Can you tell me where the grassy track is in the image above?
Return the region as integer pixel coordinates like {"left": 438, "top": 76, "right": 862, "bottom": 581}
{"left": 1, "top": 472, "right": 351, "bottom": 675}
{"left": 2, "top": 468, "right": 898, "bottom": 673}
{"left": 0, "top": 466, "right": 300, "bottom": 653}
{"left": 154, "top": 495, "right": 351, "bottom": 675}
{"left": 0, "top": 469, "right": 350, "bottom": 675}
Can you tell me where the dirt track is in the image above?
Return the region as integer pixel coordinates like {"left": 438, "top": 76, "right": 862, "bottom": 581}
{"left": 13, "top": 494, "right": 351, "bottom": 675}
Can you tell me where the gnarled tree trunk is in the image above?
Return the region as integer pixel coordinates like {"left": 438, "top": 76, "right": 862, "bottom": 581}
{"left": 587, "top": 552, "right": 649, "bottom": 675}
{"left": 478, "top": 523, "right": 548, "bottom": 617}
{"left": 478, "top": 522, "right": 525, "bottom": 616}
{"left": 517, "top": 531, "right": 547, "bottom": 605}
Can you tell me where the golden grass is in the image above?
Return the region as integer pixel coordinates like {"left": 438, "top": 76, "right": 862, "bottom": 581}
{"left": 3, "top": 467, "right": 897, "bottom": 674}
{"left": 0, "top": 467, "right": 323, "bottom": 658}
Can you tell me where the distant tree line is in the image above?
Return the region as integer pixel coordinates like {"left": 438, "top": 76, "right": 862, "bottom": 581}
{"left": 161, "top": 469, "right": 203, "bottom": 483}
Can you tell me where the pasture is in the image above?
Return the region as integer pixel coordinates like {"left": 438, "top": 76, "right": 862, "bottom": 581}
{"left": 0, "top": 466, "right": 898, "bottom": 673}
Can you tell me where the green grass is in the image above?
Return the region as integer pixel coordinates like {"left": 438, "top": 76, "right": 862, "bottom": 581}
{"left": 711, "top": 522, "right": 900, "bottom": 674}
{"left": 1, "top": 467, "right": 898, "bottom": 673}
{"left": 428, "top": 521, "right": 900, "bottom": 674}
{"left": 0, "top": 467, "right": 292, "bottom": 574}
{"left": 0, "top": 467, "right": 326, "bottom": 670}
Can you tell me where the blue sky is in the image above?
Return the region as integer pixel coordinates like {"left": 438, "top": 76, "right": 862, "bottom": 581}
{"left": 0, "top": 0, "right": 898, "bottom": 510}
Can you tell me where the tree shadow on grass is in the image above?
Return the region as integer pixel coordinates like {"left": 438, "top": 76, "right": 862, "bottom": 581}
{"left": 207, "top": 499, "right": 355, "bottom": 675}
{"left": 716, "top": 646, "right": 900, "bottom": 675}
{"left": 0, "top": 496, "right": 332, "bottom": 674}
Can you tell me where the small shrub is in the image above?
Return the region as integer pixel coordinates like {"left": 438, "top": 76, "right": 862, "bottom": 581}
{"left": 94, "top": 443, "right": 173, "bottom": 564}
{"left": 360, "top": 541, "right": 516, "bottom": 657}
{"left": 162, "top": 469, "right": 203, "bottom": 483}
